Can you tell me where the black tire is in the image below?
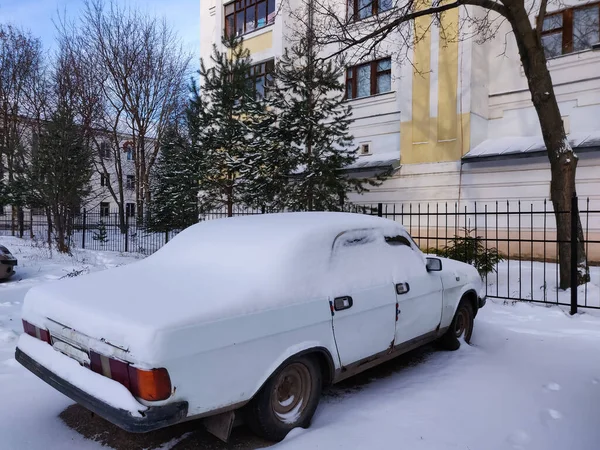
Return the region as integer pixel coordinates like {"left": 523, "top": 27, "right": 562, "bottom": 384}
{"left": 438, "top": 299, "right": 474, "bottom": 351}
{"left": 244, "top": 355, "right": 322, "bottom": 442}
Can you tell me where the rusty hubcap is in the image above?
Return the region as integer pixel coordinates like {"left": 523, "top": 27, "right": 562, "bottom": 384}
{"left": 454, "top": 306, "right": 472, "bottom": 342}
{"left": 271, "top": 362, "right": 311, "bottom": 423}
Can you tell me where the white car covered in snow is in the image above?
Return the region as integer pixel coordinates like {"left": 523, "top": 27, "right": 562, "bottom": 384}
{"left": 16, "top": 212, "right": 485, "bottom": 442}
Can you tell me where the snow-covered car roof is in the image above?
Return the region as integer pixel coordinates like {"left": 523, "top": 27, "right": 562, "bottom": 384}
{"left": 22, "top": 213, "right": 418, "bottom": 362}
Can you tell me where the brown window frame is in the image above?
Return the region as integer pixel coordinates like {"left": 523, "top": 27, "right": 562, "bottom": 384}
{"left": 225, "top": 0, "right": 276, "bottom": 38}
{"left": 348, "top": 0, "right": 393, "bottom": 22}
{"left": 248, "top": 59, "right": 275, "bottom": 99}
{"left": 540, "top": 2, "right": 600, "bottom": 57}
{"left": 345, "top": 57, "right": 392, "bottom": 100}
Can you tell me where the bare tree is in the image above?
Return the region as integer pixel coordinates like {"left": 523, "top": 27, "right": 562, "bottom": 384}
{"left": 0, "top": 24, "right": 45, "bottom": 235}
{"left": 299, "top": 0, "right": 589, "bottom": 288}
{"left": 57, "top": 0, "right": 192, "bottom": 226}
{"left": 26, "top": 48, "right": 94, "bottom": 253}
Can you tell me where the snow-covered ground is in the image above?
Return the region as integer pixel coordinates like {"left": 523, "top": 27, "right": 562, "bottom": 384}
{"left": 1, "top": 236, "right": 600, "bottom": 449}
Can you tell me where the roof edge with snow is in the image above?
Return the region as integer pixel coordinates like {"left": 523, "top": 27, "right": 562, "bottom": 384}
{"left": 462, "top": 131, "right": 600, "bottom": 163}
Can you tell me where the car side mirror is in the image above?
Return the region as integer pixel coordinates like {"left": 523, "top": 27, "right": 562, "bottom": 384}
{"left": 426, "top": 257, "right": 442, "bottom": 272}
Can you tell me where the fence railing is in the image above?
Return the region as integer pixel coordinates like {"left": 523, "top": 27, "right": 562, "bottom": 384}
{"left": 351, "top": 196, "right": 600, "bottom": 314}
{"left": 2, "top": 197, "right": 598, "bottom": 312}
{"left": 0, "top": 209, "right": 179, "bottom": 255}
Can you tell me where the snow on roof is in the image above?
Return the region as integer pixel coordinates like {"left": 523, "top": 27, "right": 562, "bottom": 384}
{"left": 346, "top": 151, "right": 400, "bottom": 171}
{"left": 463, "top": 131, "right": 600, "bottom": 161}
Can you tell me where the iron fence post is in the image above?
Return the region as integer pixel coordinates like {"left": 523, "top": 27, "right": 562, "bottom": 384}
{"left": 570, "top": 194, "right": 578, "bottom": 315}
{"left": 377, "top": 203, "right": 383, "bottom": 217}
{"left": 82, "top": 209, "right": 87, "bottom": 249}
{"left": 125, "top": 212, "right": 129, "bottom": 253}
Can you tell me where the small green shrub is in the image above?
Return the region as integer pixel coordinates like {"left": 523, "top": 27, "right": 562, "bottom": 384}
{"left": 92, "top": 220, "right": 108, "bottom": 243}
{"left": 436, "top": 228, "right": 503, "bottom": 277}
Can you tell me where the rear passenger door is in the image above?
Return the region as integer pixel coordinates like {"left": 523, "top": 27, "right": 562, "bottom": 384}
{"left": 329, "top": 229, "right": 397, "bottom": 367}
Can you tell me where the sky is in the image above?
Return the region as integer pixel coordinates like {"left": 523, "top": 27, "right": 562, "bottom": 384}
{"left": 0, "top": 0, "right": 201, "bottom": 69}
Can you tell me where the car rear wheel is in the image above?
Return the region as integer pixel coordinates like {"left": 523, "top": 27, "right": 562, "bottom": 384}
{"left": 244, "top": 355, "right": 322, "bottom": 442}
{"left": 438, "top": 299, "right": 474, "bottom": 351}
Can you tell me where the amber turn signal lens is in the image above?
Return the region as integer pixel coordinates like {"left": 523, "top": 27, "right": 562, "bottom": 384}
{"left": 128, "top": 366, "right": 172, "bottom": 401}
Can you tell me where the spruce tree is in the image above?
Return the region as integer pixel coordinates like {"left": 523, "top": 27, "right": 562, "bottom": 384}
{"left": 147, "top": 122, "right": 200, "bottom": 232}
{"left": 272, "top": 38, "right": 376, "bottom": 211}
{"left": 27, "top": 107, "right": 93, "bottom": 252}
{"left": 195, "top": 36, "right": 284, "bottom": 216}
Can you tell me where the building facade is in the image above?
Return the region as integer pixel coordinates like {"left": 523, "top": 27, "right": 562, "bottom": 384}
{"left": 200, "top": 0, "right": 600, "bottom": 256}
{"left": 201, "top": 0, "right": 600, "bottom": 197}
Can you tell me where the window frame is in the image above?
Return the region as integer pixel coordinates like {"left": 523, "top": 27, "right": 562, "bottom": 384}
{"left": 248, "top": 59, "right": 275, "bottom": 99}
{"left": 100, "top": 202, "right": 110, "bottom": 217}
{"left": 100, "top": 173, "right": 110, "bottom": 187}
{"left": 125, "top": 175, "right": 135, "bottom": 190}
{"left": 99, "top": 141, "right": 111, "bottom": 160}
{"left": 348, "top": 0, "right": 393, "bottom": 22}
{"left": 224, "top": 0, "right": 276, "bottom": 38}
{"left": 125, "top": 202, "right": 136, "bottom": 218}
{"left": 540, "top": 2, "right": 600, "bottom": 57}
{"left": 346, "top": 57, "right": 392, "bottom": 100}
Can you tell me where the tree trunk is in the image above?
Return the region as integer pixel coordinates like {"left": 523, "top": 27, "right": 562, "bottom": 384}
{"left": 226, "top": 184, "right": 233, "bottom": 217}
{"left": 506, "top": 3, "right": 588, "bottom": 289}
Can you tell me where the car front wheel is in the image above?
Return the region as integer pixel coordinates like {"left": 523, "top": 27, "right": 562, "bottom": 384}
{"left": 438, "top": 299, "right": 474, "bottom": 351}
{"left": 244, "top": 355, "right": 322, "bottom": 442}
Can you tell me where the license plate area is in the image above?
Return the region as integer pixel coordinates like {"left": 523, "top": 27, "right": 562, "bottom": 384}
{"left": 52, "top": 337, "right": 90, "bottom": 367}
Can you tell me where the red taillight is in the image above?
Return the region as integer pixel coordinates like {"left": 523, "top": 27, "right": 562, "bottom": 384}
{"left": 89, "top": 350, "right": 171, "bottom": 401}
{"left": 22, "top": 320, "right": 52, "bottom": 344}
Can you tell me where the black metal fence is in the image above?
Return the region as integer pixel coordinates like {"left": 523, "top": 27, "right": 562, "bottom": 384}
{"left": 0, "top": 209, "right": 179, "bottom": 255}
{"left": 351, "top": 196, "right": 600, "bottom": 313}
{"left": 2, "top": 197, "right": 598, "bottom": 312}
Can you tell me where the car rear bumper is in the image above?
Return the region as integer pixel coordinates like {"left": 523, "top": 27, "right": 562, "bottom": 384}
{"left": 15, "top": 347, "right": 188, "bottom": 433}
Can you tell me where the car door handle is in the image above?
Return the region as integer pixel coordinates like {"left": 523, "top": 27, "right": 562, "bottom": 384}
{"left": 396, "top": 283, "right": 410, "bottom": 295}
{"left": 333, "top": 296, "right": 353, "bottom": 311}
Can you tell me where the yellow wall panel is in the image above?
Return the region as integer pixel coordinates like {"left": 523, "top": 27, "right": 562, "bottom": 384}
{"left": 411, "top": 0, "right": 432, "bottom": 144}
{"left": 242, "top": 31, "right": 273, "bottom": 55}
{"left": 401, "top": 114, "right": 470, "bottom": 164}
{"left": 437, "top": 6, "right": 459, "bottom": 142}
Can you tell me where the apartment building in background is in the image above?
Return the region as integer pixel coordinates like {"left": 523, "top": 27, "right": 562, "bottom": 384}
{"left": 200, "top": 0, "right": 600, "bottom": 212}
{"left": 0, "top": 125, "right": 138, "bottom": 219}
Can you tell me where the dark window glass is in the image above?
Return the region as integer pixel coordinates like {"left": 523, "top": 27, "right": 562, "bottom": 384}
{"left": 346, "top": 57, "right": 392, "bottom": 99}
{"left": 247, "top": 59, "right": 274, "bottom": 99}
{"left": 349, "top": 0, "right": 392, "bottom": 20}
{"left": 267, "top": 0, "right": 276, "bottom": 22}
{"left": 226, "top": 0, "right": 275, "bottom": 36}
{"left": 540, "top": 5, "right": 600, "bottom": 58}
{"left": 246, "top": 5, "right": 256, "bottom": 32}
{"left": 573, "top": 6, "right": 600, "bottom": 51}
{"left": 257, "top": 1, "right": 267, "bottom": 28}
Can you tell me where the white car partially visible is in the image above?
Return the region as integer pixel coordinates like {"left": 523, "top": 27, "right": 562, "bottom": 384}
{"left": 16, "top": 212, "right": 485, "bottom": 442}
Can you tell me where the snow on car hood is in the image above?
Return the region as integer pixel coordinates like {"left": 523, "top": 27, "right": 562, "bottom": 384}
{"left": 22, "top": 212, "right": 410, "bottom": 363}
